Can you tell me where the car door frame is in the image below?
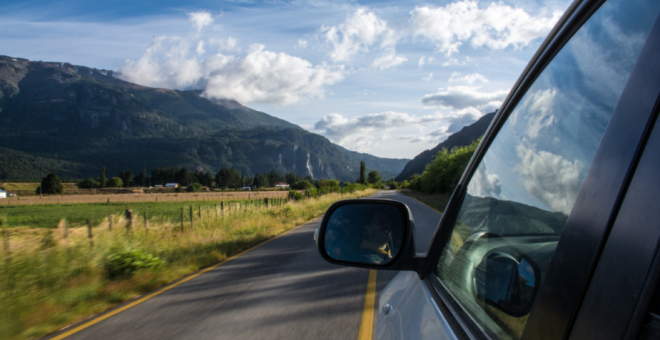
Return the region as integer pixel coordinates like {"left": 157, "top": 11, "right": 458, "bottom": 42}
{"left": 408, "top": 0, "right": 660, "bottom": 339}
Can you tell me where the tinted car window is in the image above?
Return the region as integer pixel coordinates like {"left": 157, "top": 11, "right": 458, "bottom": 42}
{"left": 434, "top": 0, "right": 660, "bottom": 339}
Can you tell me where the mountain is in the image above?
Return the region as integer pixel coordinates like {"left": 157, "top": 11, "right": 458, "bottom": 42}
{"left": 395, "top": 112, "right": 496, "bottom": 181}
{"left": 0, "top": 56, "right": 408, "bottom": 181}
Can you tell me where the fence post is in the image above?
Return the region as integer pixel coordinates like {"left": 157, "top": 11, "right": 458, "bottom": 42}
{"left": 180, "top": 207, "right": 184, "bottom": 233}
{"left": 108, "top": 215, "right": 113, "bottom": 231}
{"left": 144, "top": 211, "right": 149, "bottom": 232}
{"left": 190, "top": 206, "right": 194, "bottom": 230}
{"left": 264, "top": 198, "right": 269, "bottom": 207}
{"left": 125, "top": 210, "right": 133, "bottom": 234}
{"left": 199, "top": 206, "right": 203, "bottom": 225}
{"left": 87, "top": 219, "right": 94, "bottom": 247}
{"left": 221, "top": 202, "right": 225, "bottom": 218}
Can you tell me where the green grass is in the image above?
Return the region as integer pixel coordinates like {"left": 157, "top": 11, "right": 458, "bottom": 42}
{"left": 0, "top": 189, "right": 376, "bottom": 340}
{"left": 0, "top": 198, "right": 279, "bottom": 229}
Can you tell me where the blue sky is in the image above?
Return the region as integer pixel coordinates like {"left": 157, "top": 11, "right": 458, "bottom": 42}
{"left": 0, "top": 0, "right": 571, "bottom": 159}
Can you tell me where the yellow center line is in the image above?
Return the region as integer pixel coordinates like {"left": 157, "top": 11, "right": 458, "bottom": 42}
{"left": 49, "top": 217, "right": 321, "bottom": 340}
{"left": 358, "top": 269, "right": 377, "bottom": 340}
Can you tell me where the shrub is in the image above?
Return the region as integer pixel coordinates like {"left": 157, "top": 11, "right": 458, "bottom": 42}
{"left": 291, "top": 180, "right": 314, "bottom": 190}
{"left": 186, "top": 183, "right": 202, "bottom": 192}
{"left": 288, "top": 190, "right": 304, "bottom": 201}
{"left": 104, "top": 250, "right": 165, "bottom": 280}
{"left": 107, "top": 177, "right": 123, "bottom": 188}
{"left": 417, "top": 139, "right": 480, "bottom": 194}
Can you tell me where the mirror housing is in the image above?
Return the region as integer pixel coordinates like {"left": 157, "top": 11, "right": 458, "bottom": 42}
{"left": 317, "top": 199, "right": 419, "bottom": 272}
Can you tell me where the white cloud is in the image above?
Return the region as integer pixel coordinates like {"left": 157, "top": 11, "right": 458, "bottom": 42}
{"left": 515, "top": 143, "right": 583, "bottom": 215}
{"left": 410, "top": 1, "right": 562, "bottom": 55}
{"left": 442, "top": 57, "right": 470, "bottom": 66}
{"left": 322, "top": 8, "right": 398, "bottom": 63}
{"left": 298, "top": 39, "right": 308, "bottom": 48}
{"left": 423, "top": 72, "right": 433, "bottom": 81}
{"left": 421, "top": 85, "right": 508, "bottom": 110}
{"left": 313, "top": 111, "right": 440, "bottom": 151}
{"left": 468, "top": 162, "right": 502, "bottom": 199}
{"left": 418, "top": 56, "right": 425, "bottom": 69}
{"left": 196, "top": 41, "right": 205, "bottom": 55}
{"left": 188, "top": 11, "right": 214, "bottom": 33}
{"left": 517, "top": 89, "right": 557, "bottom": 139}
{"left": 372, "top": 50, "right": 407, "bottom": 70}
{"left": 449, "top": 72, "right": 488, "bottom": 84}
{"left": 209, "top": 37, "right": 238, "bottom": 52}
{"left": 203, "top": 44, "right": 344, "bottom": 105}
{"left": 120, "top": 17, "right": 344, "bottom": 105}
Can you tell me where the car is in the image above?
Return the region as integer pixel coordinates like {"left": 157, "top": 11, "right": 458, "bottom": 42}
{"left": 315, "top": 0, "right": 660, "bottom": 339}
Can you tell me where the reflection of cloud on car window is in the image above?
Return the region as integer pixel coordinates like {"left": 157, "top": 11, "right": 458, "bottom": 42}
{"left": 467, "top": 161, "right": 503, "bottom": 199}
{"left": 515, "top": 143, "right": 583, "bottom": 215}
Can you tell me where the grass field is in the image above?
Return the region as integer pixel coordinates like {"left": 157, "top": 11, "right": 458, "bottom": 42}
{"left": 0, "top": 195, "right": 286, "bottom": 229}
{"left": 0, "top": 182, "right": 79, "bottom": 192}
{"left": 0, "top": 189, "right": 376, "bottom": 340}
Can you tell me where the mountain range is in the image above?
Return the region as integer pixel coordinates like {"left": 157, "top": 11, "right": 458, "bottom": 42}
{"left": 0, "top": 56, "right": 409, "bottom": 181}
{"left": 395, "top": 112, "right": 495, "bottom": 181}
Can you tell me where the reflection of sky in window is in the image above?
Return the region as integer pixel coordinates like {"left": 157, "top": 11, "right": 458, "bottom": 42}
{"left": 468, "top": 0, "right": 660, "bottom": 214}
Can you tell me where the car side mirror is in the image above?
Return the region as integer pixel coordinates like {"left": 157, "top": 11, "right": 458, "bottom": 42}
{"left": 317, "top": 199, "right": 416, "bottom": 270}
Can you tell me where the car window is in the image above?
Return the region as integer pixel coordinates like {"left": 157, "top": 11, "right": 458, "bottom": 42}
{"left": 433, "top": 0, "right": 660, "bottom": 339}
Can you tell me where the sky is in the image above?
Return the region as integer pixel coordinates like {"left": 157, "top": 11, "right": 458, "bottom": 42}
{"left": 0, "top": 0, "right": 572, "bottom": 159}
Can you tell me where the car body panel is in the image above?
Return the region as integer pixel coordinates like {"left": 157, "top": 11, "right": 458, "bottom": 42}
{"left": 377, "top": 271, "right": 459, "bottom": 340}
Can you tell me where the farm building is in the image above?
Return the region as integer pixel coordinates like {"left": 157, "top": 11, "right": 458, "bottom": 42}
{"left": 0, "top": 189, "right": 6, "bottom": 198}
{"left": 165, "top": 183, "right": 179, "bottom": 188}
{"left": 275, "top": 182, "right": 290, "bottom": 188}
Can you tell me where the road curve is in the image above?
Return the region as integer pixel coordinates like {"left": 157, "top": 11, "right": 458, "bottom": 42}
{"left": 45, "top": 191, "right": 441, "bottom": 340}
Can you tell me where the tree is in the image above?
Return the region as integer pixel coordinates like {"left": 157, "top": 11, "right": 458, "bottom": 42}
{"left": 108, "top": 177, "right": 123, "bottom": 188}
{"left": 358, "top": 160, "right": 366, "bottom": 184}
{"left": 36, "top": 173, "right": 63, "bottom": 194}
{"left": 216, "top": 167, "right": 241, "bottom": 188}
{"left": 119, "top": 170, "right": 134, "bottom": 187}
{"left": 186, "top": 183, "right": 202, "bottom": 192}
{"left": 367, "top": 171, "right": 382, "bottom": 185}
{"left": 175, "top": 167, "right": 192, "bottom": 186}
{"left": 100, "top": 167, "right": 107, "bottom": 188}
{"left": 78, "top": 177, "right": 100, "bottom": 189}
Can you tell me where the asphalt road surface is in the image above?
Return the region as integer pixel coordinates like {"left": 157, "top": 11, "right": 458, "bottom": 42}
{"left": 47, "top": 190, "right": 442, "bottom": 340}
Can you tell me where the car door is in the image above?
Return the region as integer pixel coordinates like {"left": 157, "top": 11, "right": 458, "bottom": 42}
{"left": 377, "top": 0, "right": 660, "bottom": 339}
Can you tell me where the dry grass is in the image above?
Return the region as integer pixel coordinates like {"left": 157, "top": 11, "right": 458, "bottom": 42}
{"left": 0, "top": 189, "right": 376, "bottom": 340}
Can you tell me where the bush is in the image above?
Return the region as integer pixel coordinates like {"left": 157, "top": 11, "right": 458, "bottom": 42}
{"left": 291, "top": 180, "right": 314, "bottom": 190}
{"left": 107, "top": 177, "right": 124, "bottom": 188}
{"left": 186, "top": 183, "right": 202, "bottom": 192}
{"left": 288, "top": 190, "right": 304, "bottom": 201}
{"left": 78, "top": 177, "right": 100, "bottom": 189}
{"left": 416, "top": 139, "right": 480, "bottom": 194}
{"left": 104, "top": 250, "right": 165, "bottom": 280}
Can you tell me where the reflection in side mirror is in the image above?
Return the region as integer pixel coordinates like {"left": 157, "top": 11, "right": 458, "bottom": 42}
{"left": 473, "top": 251, "right": 540, "bottom": 317}
{"left": 323, "top": 203, "right": 405, "bottom": 266}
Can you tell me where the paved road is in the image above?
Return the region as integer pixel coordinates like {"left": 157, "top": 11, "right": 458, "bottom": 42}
{"left": 48, "top": 191, "right": 441, "bottom": 340}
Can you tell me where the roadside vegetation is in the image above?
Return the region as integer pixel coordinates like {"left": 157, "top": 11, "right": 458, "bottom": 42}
{"left": 397, "top": 139, "right": 481, "bottom": 213}
{"left": 0, "top": 188, "right": 376, "bottom": 340}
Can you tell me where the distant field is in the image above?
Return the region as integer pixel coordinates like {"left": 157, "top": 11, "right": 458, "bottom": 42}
{"left": 0, "top": 192, "right": 288, "bottom": 228}
{"left": 0, "top": 190, "right": 287, "bottom": 207}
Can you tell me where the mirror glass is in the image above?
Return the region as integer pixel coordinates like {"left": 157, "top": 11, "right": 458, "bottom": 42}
{"left": 324, "top": 203, "right": 404, "bottom": 265}
{"left": 473, "top": 252, "right": 538, "bottom": 316}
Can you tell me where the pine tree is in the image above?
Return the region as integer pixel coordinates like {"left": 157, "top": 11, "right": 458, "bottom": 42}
{"left": 358, "top": 160, "right": 366, "bottom": 184}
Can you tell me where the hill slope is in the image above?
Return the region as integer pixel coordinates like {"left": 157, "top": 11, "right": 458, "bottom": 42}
{"left": 395, "top": 112, "right": 496, "bottom": 181}
{"left": 0, "top": 56, "right": 408, "bottom": 181}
